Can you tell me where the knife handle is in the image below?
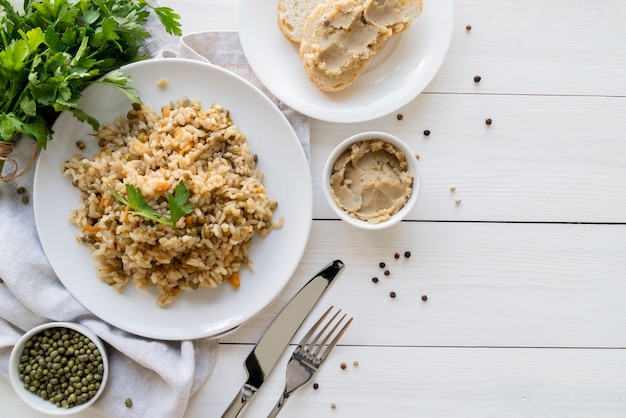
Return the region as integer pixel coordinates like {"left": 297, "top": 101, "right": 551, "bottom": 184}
{"left": 221, "top": 383, "right": 258, "bottom": 418}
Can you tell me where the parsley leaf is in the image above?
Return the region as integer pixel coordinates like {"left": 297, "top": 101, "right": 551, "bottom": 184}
{"left": 107, "top": 181, "right": 194, "bottom": 234}
{"left": 0, "top": 0, "right": 182, "bottom": 171}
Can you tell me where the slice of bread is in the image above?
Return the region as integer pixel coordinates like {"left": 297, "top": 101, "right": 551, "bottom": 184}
{"left": 299, "top": 0, "right": 423, "bottom": 92}
{"left": 278, "top": 0, "right": 326, "bottom": 43}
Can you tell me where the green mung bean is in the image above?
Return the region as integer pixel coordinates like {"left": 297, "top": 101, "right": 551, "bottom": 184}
{"left": 17, "top": 327, "right": 105, "bottom": 408}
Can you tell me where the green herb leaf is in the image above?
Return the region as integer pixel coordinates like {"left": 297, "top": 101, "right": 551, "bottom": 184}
{"left": 152, "top": 6, "right": 183, "bottom": 36}
{"left": 0, "top": 0, "right": 182, "bottom": 155}
{"left": 167, "top": 181, "right": 194, "bottom": 225}
{"left": 107, "top": 181, "right": 194, "bottom": 234}
{"left": 98, "top": 70, "right": 141, "bottom": 104}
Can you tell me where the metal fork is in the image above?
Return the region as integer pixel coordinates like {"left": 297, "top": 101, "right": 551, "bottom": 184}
{"left": 266, "top": 306, "right": 353, "bottom": 418}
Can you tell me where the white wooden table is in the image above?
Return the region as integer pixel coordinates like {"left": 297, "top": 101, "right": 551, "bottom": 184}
{"left": 3, "top": 0, "right": 626, "bottom": 416}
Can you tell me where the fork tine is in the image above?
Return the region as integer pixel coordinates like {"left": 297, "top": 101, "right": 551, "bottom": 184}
{"left": 296, "top": 305, "right": 334, "bottom": 352}
{"left": 316, "top": 316, "right": 353, "bottom": 362}
{"left": 305, "top": 309, "right": 341, "bottom": 353}
{"left": 310, "top": 312, "right": 346, "bottom": 357}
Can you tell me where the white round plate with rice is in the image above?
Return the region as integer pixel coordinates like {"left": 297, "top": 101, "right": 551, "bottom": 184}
{"left": 33, "top": 59, "right": 312, "bottom": 340}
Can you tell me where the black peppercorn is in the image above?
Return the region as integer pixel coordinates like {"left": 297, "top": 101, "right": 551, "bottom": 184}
{"left": 404, "top": 251, "right": 411, "bottom": 258}
{"left": 423, "top": 129, "right": 431, "bottom": 136}
{"left": 379, "top": 262, "right": 385, "bottom": 268}
{"left": 371, "top": 277, "right": 379, "bottom": 283}
{"left": 466, "top": 24, "right": 472, "bottom": 31}
{"left": 422, "top": 295, "right": 428, "bottom": 301}
{"left": 313, "top": 383, "right": 319, "bottom": 390}
{"left": 485, "top": 118, "right": 492, "bottom": 125}
{"left": 390, "top": 291, "right": 396, "bottom": 298}
{"left": 396, "top": 114, "right": 404, "bottom": 120}
{"left": 394, "top": 252, "right": 400, "bottom": 259}
{"left": 474, "top": 75, "right": 481, "bottom": 83}
{"left": 384, "top": 270, "right": 390, "bottom": 276}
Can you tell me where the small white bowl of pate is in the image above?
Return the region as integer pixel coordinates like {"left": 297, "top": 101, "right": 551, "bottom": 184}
{"left": 323, "top": 131, "right": 420, "bottom": 230}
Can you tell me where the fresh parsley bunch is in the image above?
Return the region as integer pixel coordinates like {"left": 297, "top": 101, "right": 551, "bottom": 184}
{"left": 0, "top": 0, "right": 182, "bottom": 168}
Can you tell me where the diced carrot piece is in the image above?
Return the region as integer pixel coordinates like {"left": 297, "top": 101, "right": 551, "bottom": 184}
{"left": 83, "top": 224, "right": 101, "bottom": 233}
{"left": 154, "top": 181, "right": 170, "bottom": 195}
{"left": 226, "top": 272, "right": 240, "bottom": 288}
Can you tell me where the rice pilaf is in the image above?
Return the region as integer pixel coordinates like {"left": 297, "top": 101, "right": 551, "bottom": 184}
{"left": 62, "top": 97, "right": 281, "bottom": 307}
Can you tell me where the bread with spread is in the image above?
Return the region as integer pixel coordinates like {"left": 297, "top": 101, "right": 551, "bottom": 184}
{"left": 298, "top": 0, "right": 423, "bottom": 91}
{"left": 278, "top": 0, "right": 326, "bottom": 42}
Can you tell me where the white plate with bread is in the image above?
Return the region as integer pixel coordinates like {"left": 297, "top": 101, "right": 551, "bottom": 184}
{"left": 238, "top": 0, "right": 453, "bottom": 123}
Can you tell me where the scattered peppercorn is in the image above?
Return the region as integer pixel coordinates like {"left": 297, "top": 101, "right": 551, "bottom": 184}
{"left": 340, "top": 362, "right": 347, "bottom": 370}
{"left": 422, "top": 295, "right": 428, "bottom": 301}
{"left": 423, "top": 129, "right": 431, "bottom": 136}
{"left": 404, "top": 251, "right": 411, "bottom": 258}
{"left": 485, "top": 118, "right": 492, "bottom": 125}
{"left": 331, "top": 403, "right": 337, "bottom": 409}
{"left": 371, "top": 277, "right": 379, "bottom": 283}
{"left": 394, "top": 252, "right": 400, "bottom": 259}
{"left": 390, "top": 291, "right": 396, "bottom": 298}
{"left": 313, "top": 383, "right": 319, "bottom": 390}
{"left": 379, "top": 262, "right": 385, "bottom": 268}
{"left": 466, "top": 24, "right": 472, "bottom": 31}
{"left": 16, "top": 186, "right": 25, "bottom": 194}
{"left": 396, "top": 113, "right": 404, "bottom": 120}
{"left": 384, "top": 270, "right": 390, "bottom": 276}
{"left": 125, "top": 398, "right": 133, "bottom": 408}
{"left": 474, "top": 75, "right": 481, "bottom": 83}
{"left": 21, "top": 195, "right": 29, "bottom": 204}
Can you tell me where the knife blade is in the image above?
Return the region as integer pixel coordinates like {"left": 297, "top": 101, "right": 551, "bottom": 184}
{"left": 220, "top": 259, "right": 345, "bottom": 418}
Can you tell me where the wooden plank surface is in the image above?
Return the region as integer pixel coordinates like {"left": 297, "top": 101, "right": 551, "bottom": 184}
{"left": 311, "top": 94, "right": 626, "bottom": 223}
{"left": 2, "top": 0, "right": 626, "bottom": 417}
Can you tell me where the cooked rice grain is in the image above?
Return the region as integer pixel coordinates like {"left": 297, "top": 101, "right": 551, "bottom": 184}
{"left": 62, "top": 98, "right": 280, "bottom": 307}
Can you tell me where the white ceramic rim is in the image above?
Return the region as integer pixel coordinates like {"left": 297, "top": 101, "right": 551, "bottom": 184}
{"left": 8, "top": 322, "right": 109, "bottom": 415}
{"left": 323, "top": 131, "right": 421, "bottom": 230}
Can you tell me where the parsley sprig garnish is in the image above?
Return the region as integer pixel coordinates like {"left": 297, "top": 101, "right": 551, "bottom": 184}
{"left": 107, "top": 181, "right": 194, "bottom": 234}
{"left": 0, "top": 0, "right": 182, "bottom": 171}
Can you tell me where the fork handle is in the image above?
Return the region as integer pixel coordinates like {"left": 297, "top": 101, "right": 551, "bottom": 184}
{"left": 221, "top": 384, "right": 257, "bottom": 418}
{"left": 266, "top": 393, "right": 289, "bottom": 418}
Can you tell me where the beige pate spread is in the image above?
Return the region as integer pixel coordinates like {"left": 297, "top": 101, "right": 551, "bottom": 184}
{"left": 330, "top": 139, "right": 413, "bottom": 224}
{"left": 313, "top": 0, "right": 401, "bottom": 75}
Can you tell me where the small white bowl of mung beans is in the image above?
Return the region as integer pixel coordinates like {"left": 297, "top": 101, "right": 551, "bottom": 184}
{"left": 9, "top": 322, "right": 109, "bottom": 415}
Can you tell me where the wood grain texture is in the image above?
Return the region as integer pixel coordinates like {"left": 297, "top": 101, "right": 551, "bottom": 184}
{"left": 428, "top": 0, "right": 626, "bottom": 96}
{"left": 312, "top": 94, "right": 626, "bottom": 223}
{"left": 222, "top": 221, "right": 626, "bottom": 348}
{"left": 192, "top": 345, "right": 626, "bottom": 418}
{"left": 3, "top": 0, "right": 626, "bottom": 417}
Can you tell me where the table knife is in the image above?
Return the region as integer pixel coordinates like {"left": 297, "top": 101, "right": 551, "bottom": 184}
{"left": 220, "top": 259, "right": 345, "bottom": 418}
